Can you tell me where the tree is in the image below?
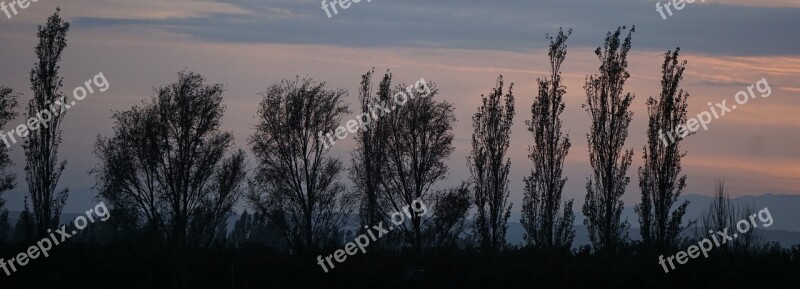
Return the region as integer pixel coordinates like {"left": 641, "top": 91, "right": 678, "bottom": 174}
{"left": 25, "top": 9, "right": 70, "bottom": 238}
{"left": 582, "top": 26, "right": 635, "bottom": 251}
{"left": 378, "top": 80, "right": 466, "bottom": 251}
{"left": 636, "top": 48, "right": 692, "bottom": 250}
{"left": 350, "top": 69, "right": 392, "bottom": 230}
{"left": 469, "top": 75, "right": 514, "bottom": 251}
{"left": 230, "top": 210, "right": 259, "bottom": 244}
{"left": 11, "top": 197, "right": 34, "bottom": 244}
{"left": 0, "top": 86, "right": 18, "bottom": 243}
{"left": 425, "top": 182, "right": 472, "bottom": 248}
{"left": 521, "top": 28, "right": 576, "bottom": 250}
{"left": 0, "top": 209, "right": 9, "bottom": 244}
{"left": 730, "top": 203, "right": 763, "bottom": 254}
{"left": 229, "top": 209, "right": 284, "bottom": 247}
{"left": 213, "top": 218, "right": 229, "bottom": 244}
{"left": 248, "top": 77, "right": 352, "bottom": 254}
{"left": 94, "top": 71, "right": 246, "bottom": 289}
{"left": 229, "top": 210, "right": 252, "bottom": 244}
{"left": 700, "top": 180, "right": 733, "bottom": 242}
{"left": 698, "top": 179, "right": 762, "bottom": 254}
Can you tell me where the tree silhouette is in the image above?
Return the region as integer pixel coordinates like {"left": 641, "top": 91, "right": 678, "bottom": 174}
{"left": 698, "top": 179, "right": 763, "bottom": 253}
{"left": 248, "top": 77, "right": 352, "bottom": 254}
{"left": 582, "top": 26, "right": 635, "bottom": 252}
{"left": 636, "top": 48, "right": 692, "bottom": 250}
{"left": 378, "top": 81, "right": 465, "bottom": 251}
{"left": 730, "top": 203, "right": 763, "bottom": 254}
{"left": 229, "top": 210, "right": 282, "bottom": 247}
{"left": 426, "top": 182, "right": 471, "bottom": 248}
{"left": 0, "top": 206, "right": 8, "bottom": 244}
{"left": 521, "top": 28, "right": 576, "bottom": 250}
{"left": 11, "top": 196, "right": 34, "bottom": 244}
{"left": 350, "top": 69, "right": 392, "bottom": 232}
{"left": 0, "top": 86, "right": 17, "bottom": 243}
{"left": 24, "top": 9, "right": 70, "bottom": 238}
{"left": 230, "top": 210, "right": 251, "bottom": 244}
{"left": 469, "top": 75, "right": 514, "bottom": 251}
{"left": 94, "top": 70, "right": 247, "bottom": 289}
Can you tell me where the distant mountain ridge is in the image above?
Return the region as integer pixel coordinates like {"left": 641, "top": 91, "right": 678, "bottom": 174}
{"left": 507, "top": 193, "right": 800, "bottom": 247}
{"left": 15, "top": 193, "right": 797, "bottom": 247}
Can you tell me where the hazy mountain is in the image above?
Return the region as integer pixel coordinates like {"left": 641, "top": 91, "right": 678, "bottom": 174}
{"left": 506, "top": 194, "right": 800, "bottom": 247}
{"left": 8, "top": 194, "right": 795, "bottom": 247}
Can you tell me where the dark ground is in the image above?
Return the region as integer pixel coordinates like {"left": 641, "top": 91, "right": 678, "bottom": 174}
{"left": 0, "top": 242, "right": 798, "bottom": 289}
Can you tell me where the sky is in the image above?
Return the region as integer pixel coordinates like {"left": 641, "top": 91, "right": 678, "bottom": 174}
{"left": 0, "top": 0, "right": 798, "bottom": 214}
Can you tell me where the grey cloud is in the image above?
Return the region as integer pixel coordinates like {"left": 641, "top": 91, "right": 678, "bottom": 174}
{"left": 73, "top": 0, "right": 800, "bottom": 56}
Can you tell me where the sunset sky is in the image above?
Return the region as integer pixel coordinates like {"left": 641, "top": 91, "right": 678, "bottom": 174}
{"left": 0, "top": 0, "right": 798, "bottom": 214}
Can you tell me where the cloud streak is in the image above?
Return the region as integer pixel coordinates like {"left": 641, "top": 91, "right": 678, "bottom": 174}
{"left": 67, "top": 0, "right": 800, "bottom": 56}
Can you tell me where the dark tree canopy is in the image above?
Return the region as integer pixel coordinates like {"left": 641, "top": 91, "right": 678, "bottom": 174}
{"left": 350, "top": 69, "right": 392, "bottom": 232}
{"left": 697, "top": 179, "right": 763, "bottom": 254}
{"left": 248, "top": 77, "right": 352, "bottom": 253}
{"left": 425, "top": 182, "right": 471, "bottom": 248}
{"left": 378, "top": 80, "right": 466, "bottom": 251}
{"left": 0, "top": 86, "right": 18, "bottom": 243}
{"left": 95, "top": 70, "right": 246, "bottom": 240}
{"left": 94, "top": 71, "right": 246, "bottom": 289}
{"left": 469, "top": 75, "right": 514, "bottom": 251}
{"left": 25, "top": 9, "right": 70, "bottom": 238}
{"left": 582, "top": 26, "right": 636, "bottom": 251}
{"left": 521, "top": 28, "right": 576, "bottom": 250}
{"left": 636, "top": 48, "right": 692, "bottom": 250}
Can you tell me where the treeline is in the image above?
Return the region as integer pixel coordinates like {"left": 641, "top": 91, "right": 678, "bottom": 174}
{"left": 0, "top": 10, "right": 798, "bottom": 289}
